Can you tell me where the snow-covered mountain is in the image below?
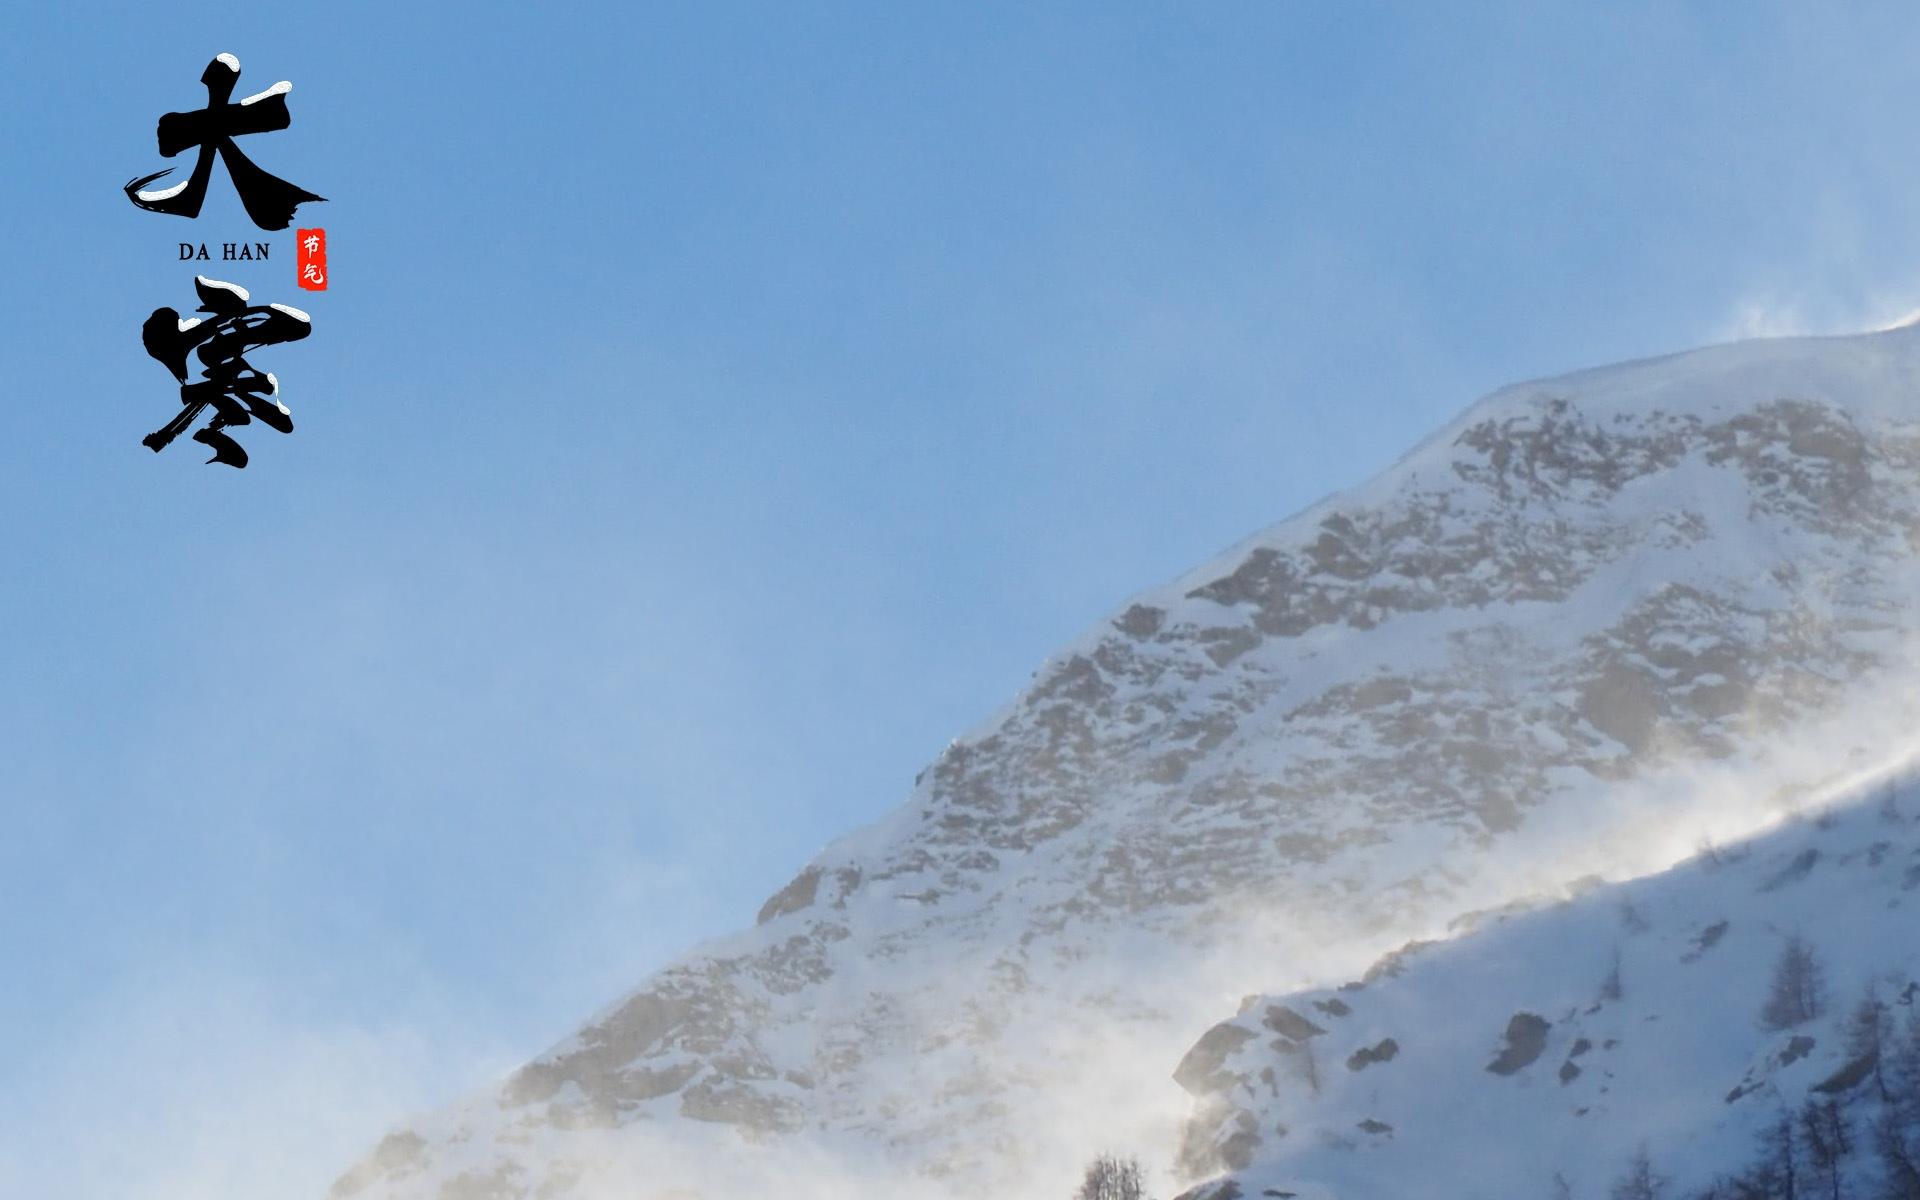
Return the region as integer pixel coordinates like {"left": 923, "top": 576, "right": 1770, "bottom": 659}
{"left": 1171, "top": 772, "right": 1920, "bottom": 1200}
{"left": 335, "top": 328, "right": 1920, "bottom": 1200}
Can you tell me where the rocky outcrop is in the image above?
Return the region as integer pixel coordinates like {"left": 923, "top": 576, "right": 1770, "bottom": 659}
{"left": 1485, "top": 1013, "right": 1551, "bottom": 1076}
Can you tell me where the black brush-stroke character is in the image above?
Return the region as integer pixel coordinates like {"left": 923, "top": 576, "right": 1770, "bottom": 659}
{"left": 141, "top": 276, "right": 311, "bottom": 468}
{"left": 123, "top": 53, "right": 325, "bottom": 231}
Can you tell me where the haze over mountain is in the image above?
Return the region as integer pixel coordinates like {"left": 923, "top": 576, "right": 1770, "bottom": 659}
{"left": 336, "top": 327, "right": 1920, "bottom": 1200}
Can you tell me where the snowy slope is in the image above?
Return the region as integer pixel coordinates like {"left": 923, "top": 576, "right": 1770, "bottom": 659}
{"left": 335, "top": 328, "right": 1920, "bottom": 1200}
{"left": 1172, "top": 773, "right": 1920, "bottom": 1200}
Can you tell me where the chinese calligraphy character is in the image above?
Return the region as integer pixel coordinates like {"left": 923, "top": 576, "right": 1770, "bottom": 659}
{"left": 297, "top": 226, "right": 328, "bottom": 291}
{"left": 140, "top": 276, "right": 312, "bottom": 468}
{"left": 123, "top": 53, "right": 325, "bottom": 231}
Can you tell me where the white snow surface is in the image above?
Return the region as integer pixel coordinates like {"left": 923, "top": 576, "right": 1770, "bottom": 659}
{"left": 1180, "top": 771, "right": 1920, "bottom": 1200}
{"left": 335, "top": 327, "right": 1920, "bottom": 1200}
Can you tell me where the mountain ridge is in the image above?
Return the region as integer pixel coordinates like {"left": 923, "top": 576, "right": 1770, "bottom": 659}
{"left": 337, "top": 327, "right": 1920, "bottom": 1200}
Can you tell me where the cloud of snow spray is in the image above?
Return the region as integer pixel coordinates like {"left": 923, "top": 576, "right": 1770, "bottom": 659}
{"left": 0, "top": 963, "right": 520, "bottom": 1200}
{"left": 1714, "top": 286, "right": 1920, "bottom": 343}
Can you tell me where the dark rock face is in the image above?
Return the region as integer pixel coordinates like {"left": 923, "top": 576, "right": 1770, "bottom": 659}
{"left": 503, "top": 986, "right": 738, "bottom": 1110}
{"left": 1177, "top": 1023, "right": 1262, "bottom": 1095}
{"left": 1682, "top": 920, "right": 1730, "bottom": 962}
{"left": 1346, "top": 1038, "right": 1400, "bottom": 1073}
{"left": 1261, "top": 1005, "right": 1328, "bottom": 1041}
{"left": 1779, "top": 1035, "right": 1818, "bottom": 1067}
{"left": 1812, "top": 1050, "right": 1876, "bottom": 1094}
{"left": 1761, "top": 848, "right": 1821, "bottom": 891}
{"left": 1486, "top": 1012, "right": 1552, "bottom": 1075}
{"left": 328, "top": 1133, "right": 428, "bottom": 1200}
{"left": 1361, "top": 941, "right": 1439, "bottom": 985}
{"left": 756, "top": 866, "right": 822, "bottom": 925}
{"left": 1171, "top": 1182, "right": 1245, "bottom": 1200}
{"left": 679, "top": 1074, "right": 804, "bottom": 1134}
{"left": 1114, "top": 604, "right": 1167, "bottom": 639}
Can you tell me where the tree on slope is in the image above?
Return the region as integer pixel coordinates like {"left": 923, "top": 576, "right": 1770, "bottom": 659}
{"left": 1799, "top": 1096, "right": 1851, "bottom": 1200}
{"left": 1844, "top": 986, "right": 1892, "bottom": 1104}
{"left": 1760, "top": 935, "right": 1826, "bottom": 1031}
{"left": 1075, "top": 1153, "right": 1147, "bottom": 1200}
{"left": 1875, "top": 1010, "right": 1920, "bottom": 1200}
{"left": 1612, "top": 1146, "right": 1669, "bottom": 1200}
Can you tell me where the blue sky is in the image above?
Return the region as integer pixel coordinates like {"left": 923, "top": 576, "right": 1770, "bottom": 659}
{"left": 7, "top": 3, "right": 1920, "bottom": 1196}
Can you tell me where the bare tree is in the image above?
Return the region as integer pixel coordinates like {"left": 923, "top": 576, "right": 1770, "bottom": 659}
{"left": 1763, "top": 1110, "right": 1800, "bottom": 1200}
{"left": 1873, "top": 1107, "right": 1920, "bottom": 1200}
{"left": 1600, "top": 944, "right": 1625, "bottom": 1002}
{"left": 1869, "top": 1013, "right": 1920, "bottom": 1199}
{"left": 1696, "top": 833, "right": 1725, "bottom": 869}
{"left": 1761, "top": 935, "right": 1826, "bottom": 1030}
{"left": 1890, "top": 1009, "right": 1920, "bottom": 1120}
{"left": 1618, "top": 898, "right": 1652, "bottom": 935}
{"left": 1610, "top": 1146, "right": 1667, "bottom": 1200}
{"left": 1845, "top": 986, "right": 1892, "bottom": 1103}
{"left": 1299, "top": 1037, "right": 1321, "bottom": 1096}
{"left": 1799, "top": 1096, "right": 1850, "bottom": 1200}
{"left": 1075, "top": 1153, "right": 1146, "bottom": 1200}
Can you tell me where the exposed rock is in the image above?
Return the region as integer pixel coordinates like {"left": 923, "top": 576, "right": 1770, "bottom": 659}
{"left": 1114, "top": 604, "right": 1167, "bottom": 639}
{"left": 436, "top": 1166, "right": 524, "bottom": 1200}
{"left": 1176, "top": 1100, "right": 1262, "bottom": 1180}
{"left": 678, "top": 1074, "right": 803, "bottom": 1135}
{"left": 1261, "top": 1005, "right": 1328, "bottom": 1041}
{"left": 330, "top": 1132, "right": 429, "bottom": 1198}
{"left": 1681, "top": 920, "right": 1730, "bottom": 963}
{"left": 1360, "top": 941, "right": 1439, "bottom": 986}
{"left": 1812, "top": 1051, "right": 1877, "bottom": 1094}
{"left": 1486, "top": 1012, "right": 1551, "bottom": 1075}
{"left": 755, "top": 866, "right": 822, "bottom": 924}
{"left": 1176, "top": 1022, "right": 1261, "bottom": 1095}
{"left": 1171, "top": 1182, "right": 1244, "bottom": 1200}
{"left": 1345, "top": 1038, "right": 1399, "bottom": 1072}
{"left": 1760, "top": 849, "right": 1821, "bottom": 892}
